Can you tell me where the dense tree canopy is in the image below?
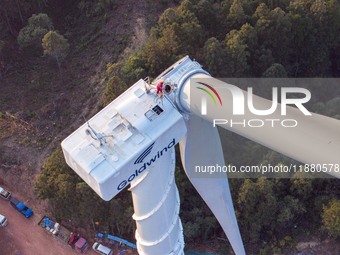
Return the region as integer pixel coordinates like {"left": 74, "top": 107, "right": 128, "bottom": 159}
{"left": 120, "top": 0, "right": 340, "bottom": 78}
{"left": 42, "top": 30, "right": 69, "bottom": 73}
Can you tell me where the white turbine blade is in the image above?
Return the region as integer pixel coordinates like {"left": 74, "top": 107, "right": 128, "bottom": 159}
{"left": 212, "top": 102, "right": 340, "bottom": 178}
{"left": 179, "top": 114, "right": 246, "bottom": 255}
{"left": 181, "top": 76, "right": 340, "bottom": 178}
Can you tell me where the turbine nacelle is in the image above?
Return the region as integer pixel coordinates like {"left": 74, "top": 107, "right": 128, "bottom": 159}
{"left": 61, "top": 79, "right": 186, "bottom": 201}
{"left": 62, "top": 56, "right": 209, "bottom": 201}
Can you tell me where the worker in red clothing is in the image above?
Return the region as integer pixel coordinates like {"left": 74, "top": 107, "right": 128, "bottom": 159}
{"left": 156, "top": 80, "right": 164, "bottom": 96}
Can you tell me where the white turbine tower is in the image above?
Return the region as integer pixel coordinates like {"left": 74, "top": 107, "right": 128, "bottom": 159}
{"left": 62, "top": 56, "right": 340, "bottom": 255}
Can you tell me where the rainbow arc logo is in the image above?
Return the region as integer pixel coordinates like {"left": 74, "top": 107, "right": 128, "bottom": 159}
{"left": 196, "top": 82, "right": 223, "bottom": 106}
{"left": 196, "top": 82, "right": 222, "bottom": 115}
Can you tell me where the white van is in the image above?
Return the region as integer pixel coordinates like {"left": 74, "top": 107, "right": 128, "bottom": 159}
{"left": 0, "top": 214, "right": 8, "bottom": 227}
{"left": 92, "top": 242, "right": 113, "bottom": 255}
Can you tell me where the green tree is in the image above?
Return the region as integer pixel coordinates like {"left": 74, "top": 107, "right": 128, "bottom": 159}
{"left": 254, "top": 4, "right": 292, "bottom": 66}
{"left": 230, "top": 0, "right": 245, "bottom": 16}
{"left": 277, "top": 195, "right": 306, "bottom": 225}
{"left": 158, "top": 8, "right": 180, "bottom": 30}
{"left": 290, "top": 173, "right": 313, "bottom": 200}
{"left": 182, "top": 206, "right": 219, "bottom": 242}
{"left": 35, "top": 148, "right": 135, "bottom": 235}
{"left": 237, "top": 178, "right": 278, "bottom": 242}
{"left": 224, "top": 24, "right": 256, "bottom": 76}
{"left": 17, "top": 13, "right": 53, "bottom": 49}
{"left": 121, "top": 54, "right": 147, "bottom": 85}
{"left": 322, "top": 199, "right": 340, "bottom": 238}
{"left": 177, "top": 0, "right": 194, "bottom": 15}
{"left": 184, "top": 221, "right": 201, "bottom": 241}
{"left": 143, "top": 29, "right": 181, "bottom": 77}
{"left": 227, "top": 0, "right": 247, "bottom": 29}
{"left": 35, "top": 148, "right": 80, "bottom": 220}
{"left": 142, "top": 7, "right": 203, "bottom": 76}
{"left": 75, "top": 182, "right": 110, "bottom": 225}
{"left": 35, "top": 148, "right": 78, "bottom": 200}
{"left": 262, "top": 63, "right": 288, "bottom": 77}
{"left": 288, "top": 0, "right": 340, "bottom": 76}
{"left": 186, "top": 0, "right": 218, "bottom": 35}
{"left": 287, "top": 1, "right": 315, "bottom": 76}
{"left": 42, "top": 31, "right": 69, "bottom": 76}
{"left": 103, "top": 75, "right": 127, "bottom": 106}
{"left": 203, "top": 37, "right": 227, "bottom": 76}
{"left": 251, "top": 47, "right": 275, "bottom": 76}
{"left": 176, "top": 9, "right": 203, "bottom": 52}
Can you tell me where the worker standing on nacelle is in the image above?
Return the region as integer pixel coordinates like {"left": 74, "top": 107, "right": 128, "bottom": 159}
{"left": 156, "top": 80, "right": 164, "bottom": 96}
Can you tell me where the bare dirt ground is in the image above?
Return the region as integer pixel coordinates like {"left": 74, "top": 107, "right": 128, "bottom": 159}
{"left": 293, "top": 239, "right": 340, "bottom": 255}
{"left": 0, "top": 197, "right": 137, "bottom": 255}
{"left": 0, "top": 198, "right": 97, "bottom": 255}
{"left": 0, "top": 1, "right": 147, "bottom": 255}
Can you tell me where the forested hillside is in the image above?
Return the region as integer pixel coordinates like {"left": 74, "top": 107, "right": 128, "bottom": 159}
{"left": 1, "top": 1, "right": 340, "bottom": 254}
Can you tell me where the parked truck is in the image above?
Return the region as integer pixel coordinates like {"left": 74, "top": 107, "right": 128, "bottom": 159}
{"left": 10, "top": 197, "right": 33, "bottom": 218}
{"left": 0, "top": 186, "right": 12, "bottom": 200}
{"left": 38, "top": 216, "right": 89, "bottom": 253}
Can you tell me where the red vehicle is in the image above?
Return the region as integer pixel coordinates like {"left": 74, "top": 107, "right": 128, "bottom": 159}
{"left": 75, "top": 237, "right": 89, "bottom": 253}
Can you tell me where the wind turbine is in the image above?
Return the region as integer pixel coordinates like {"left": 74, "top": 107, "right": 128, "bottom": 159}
{"left": 62, "top": 56, "right": 340, "bottom": 255}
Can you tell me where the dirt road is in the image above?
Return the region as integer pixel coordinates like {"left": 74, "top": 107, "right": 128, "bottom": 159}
{"left": 0, "top": 198, "right": 97, "bottom": 255}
